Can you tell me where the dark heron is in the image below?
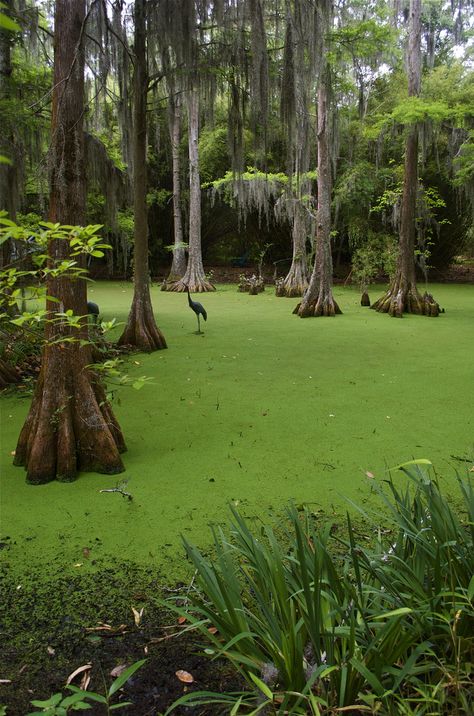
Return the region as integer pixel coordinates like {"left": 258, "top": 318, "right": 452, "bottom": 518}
{"left": 186, "top": 286, "right": 207, "bottom": 334}
{"left": 87, "top": 301, "right": 100, "bottom": 323}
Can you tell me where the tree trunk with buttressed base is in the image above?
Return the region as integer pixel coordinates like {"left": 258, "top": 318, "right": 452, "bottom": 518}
{"left": 118, "top": 0, "right": 167, "bottom": 348}
{"left": 13, "top": 0, "right": 126, "bottom": 484}
{"left": 294, "top": 48, "right": 341, "bottom": 317}
{"left": 279, "top": 204, "right": 309, "bottom": 297}
{"left": 168, "top": 86, "right": 215, "bottom": 293}
{"left": 371, "top": 0, "right": 439, "bottom": 318}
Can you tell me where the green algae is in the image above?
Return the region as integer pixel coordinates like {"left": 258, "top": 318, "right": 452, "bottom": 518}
{"left": 1, "top": 283, "right": 473, "bottom": 581}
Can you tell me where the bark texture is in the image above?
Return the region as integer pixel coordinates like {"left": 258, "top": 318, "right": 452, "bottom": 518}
{"left": 162, "top": 89, "right": 186, "bottom": 287}
{"left": 14, "top": 0, "right": 125, "bottom": 484}
{"left": 118, "top": 0, "right": 167, "bottom": 348}
{"left": 295, "top": 57, "right": 341, "bottom": 318}
{"left": 169, "top": 87, "right": 214, "bottom": 293}
{"left": 278, "top": 206, "right": 309, "bottom": 297}
{"left": 372, "top": 0, "right": 439, "bottom": 318}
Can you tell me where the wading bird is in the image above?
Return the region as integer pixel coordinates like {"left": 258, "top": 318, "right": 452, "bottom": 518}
{"left": 87, "top": 301, "right": 100, "bottom": 323}
{"left": 186, "top": 286, "right": 207, "bottom": 334}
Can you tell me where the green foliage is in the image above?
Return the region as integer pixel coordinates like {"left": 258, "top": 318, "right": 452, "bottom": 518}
{"left": 116, "top": 210, "right": 134, "bottom": 245}
{"left": 352, "top": 232, "right": 398, "bottom": 288}
{"left": 391, "top": 97, "right": 451, "bottom": 125}
{"left": 92, "top": 357, "right": 155, "bottom": 401}
{"left": 199, "top": 126, "right": 229, "bottom": 183}
{"left": 147, "top": 188, "right": 172, "bottom": 209}
{"left": 27, "top": 659, "right": 147, "bottom": 715}
{"left": 205, "top": 166, "right": 289, "bottom": 193}
{"left": 334, "top": 161, "right": 376, "bottom": 212}
{"left": 15, "top": 212, "right": 43, "bottom": 234}
{"left": 332, "top": 18, "right": 395, "bottom": 62}
{"left": 166, "top": 464, "right": 474, "bottom": 714}
{"left": 0, "top": 3, "right": 20, "bottom": 31}
{"left": 92, "top": 129, "right": 126, "bottom": 172}
{"left": 453, "top": 130, "right": 474, "bottom": 188}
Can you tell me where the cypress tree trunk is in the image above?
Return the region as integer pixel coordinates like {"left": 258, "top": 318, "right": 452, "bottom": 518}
{"left": 371, "top": 0, "right": 439, "bottom": 317}
{"left": 162, "top": 89, "right": 186, "bottom": 287}
{"left": 118, "top": 0, "right": 167, "bottom": 348}
{"left": 169, "top": 86, "right": 214, "bottom": 293}
{"left": 295, "top": 61, "right": 341, "bottom": 317}
{"left": 278, "top": 205, "right": 309, "bottom": 297}
{"left": 14, "top": 0, "right": 125, "bottom": 484}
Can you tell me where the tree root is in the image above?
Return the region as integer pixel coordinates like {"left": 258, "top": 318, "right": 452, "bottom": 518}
{"left": 361, "top": 291, "right": 371, "bottom": 307}
{"left": 118, "top": 292, "right": 167, "bottom": 350}
{"left": 14, "top": 359, "right": 126, "bottom": 484}
{"left": 294, "top": 293, "right": 342, "bottom": 317}
{"left": 167, "top": 279, "right": 215, "bottom": 293}
{"left": 275, "top": 278, "right": 308, "bottom": 298}
{"left": 275, "top": 264, "right": 309, "bottom": 298}
{"left": 371, "top": 285, "right": 440, "bottom": 317}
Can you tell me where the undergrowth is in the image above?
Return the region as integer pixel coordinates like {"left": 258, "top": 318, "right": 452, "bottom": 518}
{"left": 166, "top": 461, "right": 474, "bottom": 715}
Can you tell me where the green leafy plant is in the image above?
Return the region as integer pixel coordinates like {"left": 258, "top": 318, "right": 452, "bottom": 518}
{"left": 165, "top": 462, "right": 473, "bottom": 714}
{"left": 27, "top": 659, "right": 146, "bottom": 715}
{"left": 352, "top": 232, "right": 398, "bottom": 291}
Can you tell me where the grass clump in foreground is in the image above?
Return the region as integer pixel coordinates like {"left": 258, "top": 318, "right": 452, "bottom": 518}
{"left": 167, "top": 461, "right": 474, "bottom": 715}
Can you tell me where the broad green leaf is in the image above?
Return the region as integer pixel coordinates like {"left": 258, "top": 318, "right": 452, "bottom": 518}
{"left": 0, "top": 12, "right": 20, "bottom": 31}
{"left": 29, "top": 693, "right": 63, "bottom": 707}
{"left": 107, "top": 658, "right": 147, "bottom": 697}
{"left": 109, "top": 704, "right": 133, "bottom": 710}
{"left": 66, "top": 686, "right": 107, "bottom": 704}
{"left": 389, "top": 459, "right": 432, "bottom": 471}
{"left": 248, "top": 672, "right": 273, "bottom": 700}
{"left": 373, "top": 607, "right": 413, "bottom": 620}
{"left": 468, "top": 574, "right": 474, "bottom": 602}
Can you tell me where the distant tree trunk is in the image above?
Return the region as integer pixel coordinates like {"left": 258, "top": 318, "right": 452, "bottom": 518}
{"left": 118, "top": 0, "right": 167, "bottom": 349}
{"left": 371, "top": 0, "right": 439, "bottom": 317}
{"left": 295, "top": 61, "right": 341, "bottom": 317}
{"left": 14, "top": 0, "right": 125, "bottom": 484}
{"left": 0, "top": 356, "right": 19, "bottom": 387}
{"left": 278, "top": 204, "right": 309, "bottom": 297}
{"left": 169, "top": 86, "right": 214, "bottom": 293}
{"left": 0, "top": 0, "right": 17, "bottom": 267}
{"left": 162, "top": 89, "right": 186, "bottom": 287}
{"left": 112, "top": 1, "right": 133, "bottom": 186}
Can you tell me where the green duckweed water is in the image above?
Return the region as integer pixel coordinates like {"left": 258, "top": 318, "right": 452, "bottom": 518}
{"left": 1, "top": 282, "right": 473, "bottom": 581}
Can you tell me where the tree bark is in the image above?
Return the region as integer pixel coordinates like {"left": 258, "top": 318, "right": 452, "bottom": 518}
{"left": 14, "top": 0, "right": 125, "bottom": 484}
{"left": 118, "top": 0, "right": 167, "bottom": 348}
{"left": 371, "top": 0, "right": 439, "bottom": 318}
{"left": 278, "top": 205, "right": 309, "bottom": 297}
{"left": 169, "top": 86, "right": 214, "bottom": 293}
{"left": 162, "top": 89, "right": 186, "bottom": 287}
{"left": 295, "top": 57, "right": 341, "bottom": 318}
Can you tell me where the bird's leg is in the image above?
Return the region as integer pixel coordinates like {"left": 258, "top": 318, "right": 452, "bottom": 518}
{"left": 197, "top": 314, "right": 201, "bottom": 334}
